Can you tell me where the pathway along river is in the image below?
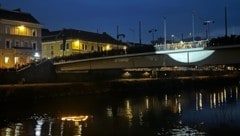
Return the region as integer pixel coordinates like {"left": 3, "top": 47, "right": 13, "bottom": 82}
{"left": 0, "top": 79, "right": 240, "bottom": 136}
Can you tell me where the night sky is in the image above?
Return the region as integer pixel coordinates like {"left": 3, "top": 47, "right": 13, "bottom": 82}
{"left": 1, "top": 0, "right": 240, "bottom": 43}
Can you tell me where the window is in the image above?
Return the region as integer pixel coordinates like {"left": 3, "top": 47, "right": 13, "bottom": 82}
{"left": 91, "top": 46, "right": 94, "bottom": 51}
{"left": 51, "top": 46, "right": 54, "bottom": 50}
{"left": 24, "top": 42, "right": 28, "bottom": 48}
{"left": 4, "top": 57, "right": 9, "bottom": 64}
{"left": 82, "top": 44, "right": 85, "bottom": 50}
{"left": 5, "top": 40, "right": 11, "bottom": 48}
{"left": 15, "top": 41, "right": 20, "bottom": 47}
{"left": 5, "top": 26, "right": 10, "bottom": 34}
{"left": 32, "top": 42, "right": 37, "bottom": 50}
{"left": 32, "top": 29, "right": 37, "bottom": 36}
{"left": 14, "top": 57, "right": 19, "bottom": 64}
{"left": 60, "top": 44, "right": 63, "bottom": 50}
{"left": 66, "top": 43, "right": 69, "bottom": 50}
{"left": 97, "top": 46, "right": 100, "bottom": 52}
{"left": 51, "top": 46, "right": 54, "bottom": 56}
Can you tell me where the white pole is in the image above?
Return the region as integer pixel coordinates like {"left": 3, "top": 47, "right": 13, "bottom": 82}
{"left": 192, "top": 12, "right": 195, "bottom": 41}
{"left": 164, "top": 17, "right": 167, "bottom": 50}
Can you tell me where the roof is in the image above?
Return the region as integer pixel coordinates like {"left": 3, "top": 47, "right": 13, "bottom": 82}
{"left": 42, "top": 28, "right": 124, "bottom": 45}
{"left": 0, "top": 8, "right": 40, "bottom": 24}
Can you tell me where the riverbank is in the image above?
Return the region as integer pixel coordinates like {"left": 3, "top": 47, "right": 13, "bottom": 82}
{"left": 0, "top": 76, "right": 239, "bottom": 101}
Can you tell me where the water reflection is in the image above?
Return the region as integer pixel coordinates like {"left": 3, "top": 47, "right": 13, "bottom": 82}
{"left": 0, "top": 123, "right": 23, "bottom": 136}
{"left": 35, "top": 119, "right": 44, "bottom": 136}
{"left": 0, "top": 83, "right": 240, "bottom": 135}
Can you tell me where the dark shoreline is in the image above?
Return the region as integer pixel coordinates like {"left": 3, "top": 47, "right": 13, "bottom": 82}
{"left": 0, "top": 76, "right": 239, "bottom": 101}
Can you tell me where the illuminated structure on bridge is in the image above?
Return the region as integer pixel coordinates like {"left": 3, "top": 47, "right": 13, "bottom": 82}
{"left": 154, "top": 40, "right": 215, "bottom": 63}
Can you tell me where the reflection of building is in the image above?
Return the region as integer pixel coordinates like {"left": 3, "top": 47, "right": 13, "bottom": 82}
{"left": 0, "top": 8, "right": 42, "bottom": 68}
{"left": 42, "top": 29, "right": 127, "bottom": 59}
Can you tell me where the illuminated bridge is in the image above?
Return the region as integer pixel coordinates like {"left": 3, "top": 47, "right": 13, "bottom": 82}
{"left": 54, "top": 44, "right": 240, "bottom": 73}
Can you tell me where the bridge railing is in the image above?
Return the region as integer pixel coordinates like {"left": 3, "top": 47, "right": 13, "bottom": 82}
{"left": 154, "top": 40, "right": 208, "bottom": 51}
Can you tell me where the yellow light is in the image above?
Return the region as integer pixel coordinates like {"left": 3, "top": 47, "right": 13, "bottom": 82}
{"left": 72, "top": 40, "right": 80, "bottom": 50}
{"left": 18, "top": 25, "right": 25, "bottom": 31}
{"left": 61, "top": 116, "right": 89, "bottom": 122}
{"left": 106, "top": 44, "right": 111, "bottom": 51}
{"left": 4, "top": 57, "right": 9, "bottom": 64}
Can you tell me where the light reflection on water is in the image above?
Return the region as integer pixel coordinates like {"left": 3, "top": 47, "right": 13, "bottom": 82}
{"left": 0, "top": 84, "right": 240, "bottom": 135}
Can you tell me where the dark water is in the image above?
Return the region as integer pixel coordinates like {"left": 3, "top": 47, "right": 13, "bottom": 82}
{"left": 0, "top": 81, "right": 240, "bottom": 136}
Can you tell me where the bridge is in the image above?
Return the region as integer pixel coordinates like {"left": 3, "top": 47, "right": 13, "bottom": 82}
{"left": 54, "top": 44, "right": 240, "bottom": 72}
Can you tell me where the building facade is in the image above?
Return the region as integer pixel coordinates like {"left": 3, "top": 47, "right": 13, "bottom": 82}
{"left": 0, "top": 8, "right": 42, "bottom": 69}
{"left": 42, "top": 29, "right": 127, "bottom": 59}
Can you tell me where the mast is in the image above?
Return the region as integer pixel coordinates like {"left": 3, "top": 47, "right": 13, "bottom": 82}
{"left": 192, "top": 12, "right": 195, "bottom": 41}
{"left": 164, "top": 17, "right": 166, "bottom": 50}
{"left": 139, "top": 21, "right": 142, "bottom": 45}
{"left": 225, "top": 6, "right": 228, "bottom": 37}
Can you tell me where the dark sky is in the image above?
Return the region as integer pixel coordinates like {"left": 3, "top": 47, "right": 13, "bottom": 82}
{"left": 1, "top": 0, "right": 239, "bottom": 43}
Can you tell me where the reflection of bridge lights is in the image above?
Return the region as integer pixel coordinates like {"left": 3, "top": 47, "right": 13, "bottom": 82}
{"left": 145, "top": 97, "right": 149, "bottom": 109}
{"left": 224, "top": 88, "right": 227, "bottom": 102}
{"left": 125, "top": 100, "right": 133, "bottom": 127}
{"left": 196, "top": 93, "right": 203, "bottom": 111}
{"left": 61, "top": 116, "right": 89, "bottom": 122}
{"left": 218, "top": 92, "right": 221, "bottom": 106}
{"left": 49, "top": 121, "right": 53, "bottom": 136}
{"left": 178, "top": 102, "right": 182, "bottom": 113}
{"left": 236, "top": 86, "right": 239, "bottom": 100}
{"left": 15, "top": 123, "right": 23, "bottom": 136}
{"left": 74, "top": 124, "right": 82, "bottom": 136}
{"left": 106, "top": 106, "right": 113, "bottom": 117}
{"left": 221, "top": 92, "right": 224, "bottom": 104}
{"left": 213, "top": 93, "right": 216, "bottom": 108}
{"left": 35, "top": 119, "right": 44, "bottom": 136}
{"left": 165, "top": 94, "right": 168, "bottom": 106}
{"left": 210, "top": 94, "right": 213, "bottom": 109}
{"left": 5, "top": 128, "right": 12, "bottom": 135}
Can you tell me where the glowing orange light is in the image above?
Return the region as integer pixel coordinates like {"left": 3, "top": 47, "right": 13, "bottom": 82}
{"left": 61, "top": 115, "right": 89, "bottom": 122}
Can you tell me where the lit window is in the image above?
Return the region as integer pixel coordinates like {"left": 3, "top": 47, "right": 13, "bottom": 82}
{"left": 4, "top": 57, "right": 9, "bottom": 64}
{"left": 72, "top": 40, "right": 80, "bottom": 50}
{"left": 18, "top": 25, "right": 25, "bottom": 31}
{"left": 105, "top": 45, "right": 111, "bottom": 51}
{"left": 14, "top": 57, "right": 19, "bottom": 64}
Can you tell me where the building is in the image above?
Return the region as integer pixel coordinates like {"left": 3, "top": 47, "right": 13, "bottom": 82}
{"left": 0, "top": 8, "right": 42, "bottom": 69}
{"left": 42, "top": 29, "right": 127, "bottom": 59}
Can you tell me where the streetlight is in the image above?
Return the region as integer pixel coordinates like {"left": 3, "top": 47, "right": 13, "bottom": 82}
{"left": 117, "top": 34, "right": 125, "bottom": 42}
{"left": 203, "top": 20, "right": 214, "bottom": 40}
{"left": 148, "top": 28, "right": 157, "bottom": 42}
{"left": 171, "top": 34, "right": 175, "bottom": 44}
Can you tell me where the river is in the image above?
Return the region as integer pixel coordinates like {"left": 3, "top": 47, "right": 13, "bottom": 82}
{"left": 0, "top": 80, "right": 240, "bottom": 136}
